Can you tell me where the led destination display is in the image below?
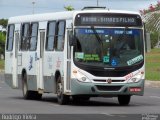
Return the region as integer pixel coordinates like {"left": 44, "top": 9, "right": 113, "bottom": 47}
{"left": 75, "top": 13, "right": 142, "bottom": 27}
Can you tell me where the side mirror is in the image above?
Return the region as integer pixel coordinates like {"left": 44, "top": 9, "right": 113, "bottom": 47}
{"left": 68, "top": 31, "right": 76, "bottom": 46}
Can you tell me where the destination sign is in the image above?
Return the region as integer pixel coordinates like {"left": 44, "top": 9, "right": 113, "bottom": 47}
{"left": 75, "top": 13, "right": 142, "bottom": 27}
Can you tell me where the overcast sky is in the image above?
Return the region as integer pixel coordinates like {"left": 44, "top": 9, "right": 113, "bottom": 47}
{"left": 0, "top": 0, "right": 158, "bottom": 18}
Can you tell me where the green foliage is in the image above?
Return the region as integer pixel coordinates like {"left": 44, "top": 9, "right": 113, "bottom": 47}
{"left": 0, "top": 32, "right": 6, "bottom": 58}
{"left": 145, "top": 13, "right": 160, "bottom": 32}
{"left": 64, "top": 5, "right": 74, "bottom": 11}
{"left": 145, "top": 12, "right": 160, "bottom": 48}
{"left": 150, "top": 31, "right": 159, "bottom": 48}
{"left": 0, "top": 19, "right": 8, "bottom": 28}
{"left": 146, "top": 48, "right": 160, "bottom": 81}
{"left": 0, "top": 19, "right": 7, "bottom": 59}
{"left": 0, "top": 59, "right": 4, "bottom": 69}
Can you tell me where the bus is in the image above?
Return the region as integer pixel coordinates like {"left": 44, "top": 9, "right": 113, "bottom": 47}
{"left": 5, "top": 7, "right": 145, "bottom": 105}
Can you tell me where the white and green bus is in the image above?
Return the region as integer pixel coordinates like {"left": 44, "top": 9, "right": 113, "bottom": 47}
{"left": 5, "top": 7, "right": 145, "bottom": 105}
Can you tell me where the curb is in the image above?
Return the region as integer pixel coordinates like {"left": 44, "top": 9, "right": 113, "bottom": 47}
{"left": 145, "top": 80, "right": 160, "bottom": 88}
{"left": 0, "top": 69, "right": 4, "bottom": 73}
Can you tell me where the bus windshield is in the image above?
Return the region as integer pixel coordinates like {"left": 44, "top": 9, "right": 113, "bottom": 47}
{"left": 74, "top": 28, "right": 144, "bottom": 68}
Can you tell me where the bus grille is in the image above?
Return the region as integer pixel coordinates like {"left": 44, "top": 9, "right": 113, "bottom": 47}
{"left": 96, "top": 85, "right": 122, "bottom": 91}
{"left": 93, "top": 79, "right": 125, "bottom": 83}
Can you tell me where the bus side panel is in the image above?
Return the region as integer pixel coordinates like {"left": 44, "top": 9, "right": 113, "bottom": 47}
{"left": 17, "top": 52, "right": 38, "bottom": 91}
{"left": 43, "top": 51, "right": 56, "bottom": 93}
{"left": 43, "top": 76, "right": 55, "bottom": 93}
{"left": 43, "top": 52, "right": 64, "bottom": 93}
{"left": 5, "top": 74, "right": 13, "bottom": 88}
{"left": 16, "top": 51, "right": 38, "bottom": 91}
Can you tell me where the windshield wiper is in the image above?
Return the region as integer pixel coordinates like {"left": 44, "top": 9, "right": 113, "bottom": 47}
{"left": 91, "top": 26, "right": 104, "bottom": 56}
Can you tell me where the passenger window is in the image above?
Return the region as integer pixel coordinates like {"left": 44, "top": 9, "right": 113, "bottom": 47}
{"left": 29, "top": 23, "right": 38, "bottom": 51}
{"left": 21, "top": 23, "right": 30, "bottom": 51}
{"left": 6, "top": 24, "right": 15, "bottom": 51}
{"left": 46, "top": 21, "right": 56, "bottom": 51}
{"left": 56, "top": 21, "right": 65, "bottom": 51}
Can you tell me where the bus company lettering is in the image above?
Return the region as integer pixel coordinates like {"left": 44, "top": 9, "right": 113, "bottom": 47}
{"left": 85, "top": 29, "right": 104, "bottom": 34}
{"left": 127, "top": 55, "right": 143, "bottom": 66}
{"left": 84, "top": 54, "right": 100, "bottom": 61}
{"left": 125, "top": 73, "right": 133, "bottom": 81}
{"left": 56, "top": 57, "right": 61, "bottom": 68}
{"left": 28, "top": 56, "right": 33, "bottom": 71}
{"left": 47, "top": 56, "right": 53, "bottom": 69}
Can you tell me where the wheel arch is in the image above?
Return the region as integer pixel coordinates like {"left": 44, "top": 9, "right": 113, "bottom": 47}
{"left": 55, "top": 70, "right": 61, "bottom": 81}
{"left": 54, "top": 70, "right": 61, "bottom": 93}
{"left": 21, "top": 68, "right": 27, "bottom": 81}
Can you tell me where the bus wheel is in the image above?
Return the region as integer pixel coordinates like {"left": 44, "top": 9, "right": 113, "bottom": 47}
{"left": 22, "top": 73, "right": 42, "bottom": 100}
{"left": 56, "top": 76, "right": 69, "bottom": 105}
{"left": 118, "top": 95, "right": 131, "bottom": 106}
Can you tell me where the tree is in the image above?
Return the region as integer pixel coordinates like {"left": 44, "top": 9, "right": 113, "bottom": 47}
{"left": 0, "top": 32, "right": 5, "bottom": 59}
{"left": 0, "top": 19, "right": 8, "bottom": 28}
{"left": 0, "top": 19, "right": 7, "bottom": 59}
{"left": 64, "top": 5, "right": 74, "bottom": 11}
{"left": 150, "top": 31, "right": 159, "bottom": 48}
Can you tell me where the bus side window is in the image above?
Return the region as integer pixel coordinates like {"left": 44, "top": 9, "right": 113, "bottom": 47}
{"left": 21, "top": 23, "right": 30, "bottom": 51}
{"left": 29, "top": 23, "right": 38, "bottom": 51}
{"left": 56, "top": 20, "right": 65, "bottom": 51}
{"left": 46, "top": 21, "right": 56, "bottom": 51}
{"left": 6, "top": 24, "right": 15, "bottom": 51}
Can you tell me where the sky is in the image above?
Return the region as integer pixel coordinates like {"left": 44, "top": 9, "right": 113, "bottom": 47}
{"left": 0, "top": 0, "right": 159, "bottom": 18}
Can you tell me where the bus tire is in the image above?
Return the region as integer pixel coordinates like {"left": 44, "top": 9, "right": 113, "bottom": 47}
{"left": 118, "top": 95, "right": 131, "bottom": 106}
{"left": 56, "top": 76, "right": 69, "bottom": 105}
{"left": 22, "top": 73, "right": 42, "bottom": 100}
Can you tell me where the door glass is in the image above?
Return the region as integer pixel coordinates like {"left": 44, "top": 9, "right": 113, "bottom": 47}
{"left": 40, "top": 31, "right": 45, "bottom": 58}
{"left": 15, "top": 32, "right": 19, "bottom": 58}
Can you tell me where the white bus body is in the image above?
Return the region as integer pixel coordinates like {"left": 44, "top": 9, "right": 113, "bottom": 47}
{"left": 5, "top": 9, "right": 145, "bottom": 105}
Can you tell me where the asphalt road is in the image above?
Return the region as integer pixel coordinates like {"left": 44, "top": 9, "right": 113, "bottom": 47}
{"left": 0, "top": 73, "right": 160, "bottom": 120}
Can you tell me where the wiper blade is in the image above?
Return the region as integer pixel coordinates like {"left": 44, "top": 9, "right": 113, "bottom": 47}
{"left": 91, "top": 26, "right": 104, "bottom": 56}
{"left": 91, "top": 26, "right": 103, "bottom": 44}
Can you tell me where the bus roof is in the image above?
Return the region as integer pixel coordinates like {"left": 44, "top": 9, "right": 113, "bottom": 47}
{"left": 8, "top": 9, "right": 141, "bottom": 24}
{"left": 75, "top": 9, "right": 140, "bottom": 15}
{"left": 8, "top": 11, "right": 75, "bottom": 24}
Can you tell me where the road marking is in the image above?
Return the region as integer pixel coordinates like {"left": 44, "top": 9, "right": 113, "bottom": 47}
{"left": 101, "top": 113, "right": 115, "bottom": 117}
{"left": 150, "top": 96, "right": 160, "bottom": 98}
{"left": 49, "top": 104, "right": 60, "bottom": 107}
{"left": 133, "top": 103, "right": 141, "bottom": 106}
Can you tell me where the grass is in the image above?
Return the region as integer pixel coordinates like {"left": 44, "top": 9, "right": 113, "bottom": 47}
{"left": 146, "top": 48, "right": 160, "bottom": 81}
{"left": 0, "top": 59, "right": 4, "bottom": 70}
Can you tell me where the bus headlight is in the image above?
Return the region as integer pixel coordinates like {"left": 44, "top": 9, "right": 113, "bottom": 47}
{"left": 73, "top": 70, "right": 91, "bottom": 83}
{"left": 127, "top": 74, "right": 143, "bottom": 83}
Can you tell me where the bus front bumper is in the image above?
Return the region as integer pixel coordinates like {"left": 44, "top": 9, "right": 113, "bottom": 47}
{"left": 70, "top": 79, "right": 144, "bottom": 96}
